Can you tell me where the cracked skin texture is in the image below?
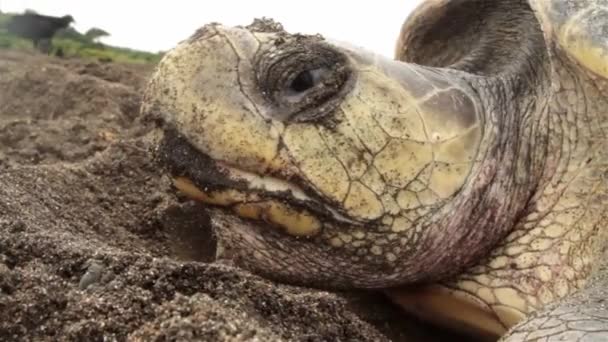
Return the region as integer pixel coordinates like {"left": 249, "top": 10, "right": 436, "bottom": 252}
{"left": 142, "top": 0, "right": 608, "bottom": 340}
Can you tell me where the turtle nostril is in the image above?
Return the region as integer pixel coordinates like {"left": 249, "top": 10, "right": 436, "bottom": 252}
{"left": 290, "top": 70, "right": 316, "bottom": 92}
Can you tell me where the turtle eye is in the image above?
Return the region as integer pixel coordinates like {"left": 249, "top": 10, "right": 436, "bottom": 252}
{"left": 289, "top": 68, "right": 324, "bottom": 93}
{"left": 284, "top": 68, "right": 333, "bottom": 104}
{"left": 290, "top": 70, "right": 315, "bottom": 92}
{"left": 255, "top": 40, "right": 353, "bottom": 123}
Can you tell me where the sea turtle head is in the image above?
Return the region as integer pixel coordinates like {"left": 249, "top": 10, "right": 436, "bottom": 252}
{"left": 142, "top": 19, "right": 501, "bottom": 288}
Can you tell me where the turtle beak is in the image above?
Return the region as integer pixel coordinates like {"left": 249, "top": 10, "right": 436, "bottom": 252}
{"left": 143, "top": 23, "right": 289, "bottom": 175}
{"left": 154, "top": 126, "right": 327, "bottom": 238}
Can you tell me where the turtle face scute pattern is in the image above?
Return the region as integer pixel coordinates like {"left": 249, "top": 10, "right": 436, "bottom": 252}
{"left": 144, "top": 23, "right": 485, "bottom": 288}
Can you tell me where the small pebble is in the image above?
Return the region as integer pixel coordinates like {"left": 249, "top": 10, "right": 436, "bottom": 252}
{"left": 78, "top": 259, "right": 106, "bottom": 290}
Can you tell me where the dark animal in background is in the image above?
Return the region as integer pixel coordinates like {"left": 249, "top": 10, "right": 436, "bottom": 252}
{"left": 7, "top": 13, "right": 74, "bottom": 53}
{"left": 54, "top": 47, "right": 65, "bottom": 58}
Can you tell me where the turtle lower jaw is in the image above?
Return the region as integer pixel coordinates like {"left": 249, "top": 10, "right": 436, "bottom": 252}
{"left": 171, "top": 175, "right": 324, "bottom": 237}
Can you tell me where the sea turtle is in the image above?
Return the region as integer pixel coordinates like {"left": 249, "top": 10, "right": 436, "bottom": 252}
{"left": 141, "top": 0, "right": 608, "bottom": 340}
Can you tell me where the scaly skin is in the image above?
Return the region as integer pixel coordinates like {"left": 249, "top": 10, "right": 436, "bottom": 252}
{"left": 498, "top": 1, "right": 608, "bottom": 340}
{"left": 389, "top": 0, "right": 608, "bottom": 338}
{"left": 503, "top": 257, "right": 608, "bottom": 341}
{"left": 142, "top": 0, "right": 608, "bottom": 340}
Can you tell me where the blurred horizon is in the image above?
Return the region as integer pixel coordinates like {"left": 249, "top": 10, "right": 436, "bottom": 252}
{"left": 0, "top": 0, "right": 422, "bottom": 56}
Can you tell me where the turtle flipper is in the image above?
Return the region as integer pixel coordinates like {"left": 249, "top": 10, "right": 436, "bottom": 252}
{"left": 501, "top": 256, "right": 608, "bottom": 341}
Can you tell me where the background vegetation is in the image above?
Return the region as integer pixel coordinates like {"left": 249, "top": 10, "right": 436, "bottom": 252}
{"left": 0, "top": 11, "right": 163, "bottom": 64}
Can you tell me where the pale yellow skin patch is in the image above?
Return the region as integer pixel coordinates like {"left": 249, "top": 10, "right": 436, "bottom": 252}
{"left": 560, "top": 20, "right": 608, "bottom": 80}
{"left": 283, "top": 124, "right": 351, "bottom": 204}
{"left": 389, "top": 285, "right": 507, "bottom": 338}
{"left": 343, "top": 181, "right": 384, "bottom": 220}
{"left": 253, "top": 201, "right": 322, "bottom": 237}
{"left": 320, "top": 68, "right": 481, "bottom": 225}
